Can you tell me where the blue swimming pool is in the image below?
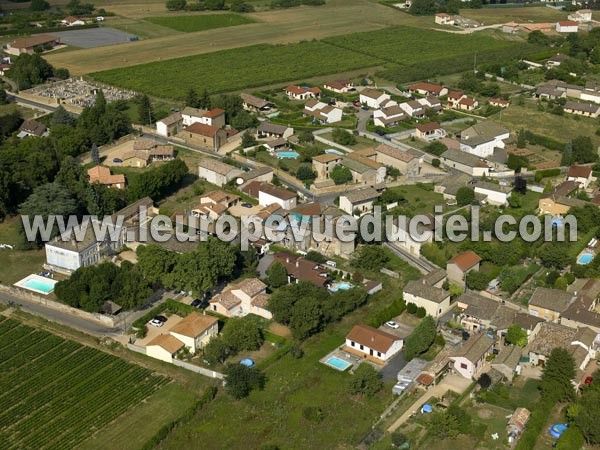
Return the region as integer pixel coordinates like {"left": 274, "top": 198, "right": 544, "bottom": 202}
{"left": 276, "top": 151, "right": 299, "bottom": 159}
{"left": 325, "top": 356, "right": 352, "bottom": 371}
{"left": 577, "top": 253, "right": 594, "bottom": 265}
{"left": 330, "top": 282, "right": 351, "bottom": 293}
{"left": 15, "top": 274, "right": 57, "bottom": 295}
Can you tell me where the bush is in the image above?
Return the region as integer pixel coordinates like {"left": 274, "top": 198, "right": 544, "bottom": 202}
{"left": 406, "top": 302, "right": 417, "bottom": 314}
{"left": 416, "top": 306, "right": 426, "bottom": 318}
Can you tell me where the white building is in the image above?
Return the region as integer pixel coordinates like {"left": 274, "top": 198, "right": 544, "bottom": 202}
{"left": 345, "top": 324, "right": 403, "bottom": 363}
{"left": 556, "top": 21, "right": 579, "bottom": 33}
{"left": 146, "top": 334, "right": 185, "bottom": 363}
{"left": 568, "top": 9, "right": 592, "bottom": 22}
{"left": 210, "top": 278, "right": 272, "bottom": 319}
{"left": 460, "top": 122, "right": 510, "bottom": 158}
{"left": 198, "top": 158, "right": 243, "bottom": 187}
{"left": 403, "top": 276, "right": 452, "bottom": 318}
{"left": 156, "top": 112, "right": 183, "bottom": 137}
{"left": 182, "top": 107, "right": 225, "bottom": 128}
{"left": 473, "top": 181, "right": 512, "bottom": 206}
{"left": 567, "top": 165, "right": 593, "bottom": 189}
{"left": 373, "top": 105, "right": 406, "bottom": 127}
{"left": 338, "top": 187, "right": 380, "bottom": 215}
{"left": 359, "top": 88, "right": 393, "bottom": 109}
{"left": 303, "top": 100, "right": 343, "bottom": 124}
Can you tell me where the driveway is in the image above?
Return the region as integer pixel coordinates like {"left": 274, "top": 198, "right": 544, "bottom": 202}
{"left": 257, "top": 253, "right": 274, "bottom": 278}
{"left": 380, "top": 351, "right": 407, "bottom": 383}
{"left": 134, "top": 313, "right": 183, "bottom": 347}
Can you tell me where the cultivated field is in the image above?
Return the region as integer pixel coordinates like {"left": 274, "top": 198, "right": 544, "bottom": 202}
{"left": 0, "top": 317, "right": 169, "bottom": 449}
{"left": 145, "top": 13, "right": 255, "bottom": 32}
{"left": 91, "top": 25, "right": 534, "bottom": 99}
{"left": 91, "top": 40, "right": 383, "bottom": 98}
{"left": 460, "top": 6, "right": 566, "bottom": 26}
{"left": 44, "top": 0, "right": 428, "bottom": 74}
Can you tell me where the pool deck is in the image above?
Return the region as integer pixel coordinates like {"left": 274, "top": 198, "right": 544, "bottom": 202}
{"left": 576, "top": 249, "right": 595, "bottom": 265}
{"left": 14, "top": 274, "right": 58, "bottom": 296}
{"left": 320, "top": 347, "right": 364, "bottom": 373}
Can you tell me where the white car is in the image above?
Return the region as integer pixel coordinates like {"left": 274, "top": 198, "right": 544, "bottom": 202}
{"left": 385, "top": 321, "right": 399, "bottom": 329}
{"left": 149, "top": 318, "right": 164, "bottom": 327}
{"left": 96, "top": 16, "right": 105, "bottom": 21}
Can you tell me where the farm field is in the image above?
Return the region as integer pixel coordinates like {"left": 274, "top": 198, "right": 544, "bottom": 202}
{"left": 145, "top": 13, "right": 256, "bottom": 32}
{"left": 44, "top": 0, "right": 425, "bottom": 74}
{"left": 0, "top": 317, "right": 169, "bottom": 449}
{"left": 0, "top": 217, "right": 46, "bottom": 285}
{"left": 460, "top": 6, "right": 566, "bottom": 26}
{"left": 91, "top": 40, "right": 383, "bottom": 99}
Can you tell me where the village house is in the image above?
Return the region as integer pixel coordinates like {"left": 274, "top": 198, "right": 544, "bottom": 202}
{"left": 567, "top": 164, "right": 593, "bottom": 188}
{"left": 435, "top": 13, "right": 455, "bottom": 25}
{"left": 521, "top": 23, "right": 554, "bottom": 33}
{"left": 373, "top": 105, "right": 407, "bottom": 127}
{"left": 435, "top": 173, "right": 471, "bottom": 200}
{"left": 414, "top": 122, "right": 446, "bottom": 141}
{"left": 561, "top": 294, "right": 600, "bottom": 334}
{"left": 446, "top": 90, "right": 466, "bottom": 108}
{"left": 459, "top": 121, "right": 510, "bottom": 158}
{"left": 403, "top": 272, "right": 451, "bottom": 318}
{"left": 556, "top": 20, "right": 579, "bottom": 33}
{"left": 241, "top": 181, "right": 297, "bottom": 210}
{"left": 491, "top": 345, "right": 523, "bottom": 381}
{"left": 564, "top": 100, "right": 600, "bottom": 118}
{"left": 262, "top": 138, "right": 288, "bottom": 154}
{"left": 87, "top": 165, "right": 126, "bottom": 189}
{"left": 17, "top": 118, "right": 48, "bottom": 138}
{"left": 270, "top": 253, "right": 331, "bottom": 287}
{"left": 473, "top": 180, "right": 513, "bottom": 206}
{"left": 168, "top": 312, "right": 219, "bottom": 353}
{"left": 240, "top": 93, "right": 274, "bottom": 112}
{"left": 447, "top": 250, "right": 481, "bottom": 288}
{"left": 198, "top": 158, "right": 243, "bottom": 186}
{"left": 284, "top": 85, "right": 321, "bottom": 100}
{"left": 61, "top": 16, "right": 85, "bottom": 26}
{"left": 418, "top": 96, "right": 442, "bottom": 112}
{"left": 145, "top": 334, "right": 185, "bottom": 363}
{"left": 339, "top": 187, "right": 380, "bottom": 215}
{"left": 149, "top": 145, "right": 175, "bottom": 162}
{"left": 502, "top": 22, "right": 520, "bottom": 34}
{"left": 399, "top": 100, "right": 425, "bottom": 118}
{"left": 568, "top": 9, "right": 592, "bottom": 22}
{"left": 546, "top": 54, "right": 569, "bottom": 68}
{"left": 182, "top": 107, "right": 226, "bottom": 128}
{"left": 359, "top": 88, "right": 394, "bottom": 109}
{"left": 182, "top": 123, "right": 227, "bottom": 151}
{"left": 538, "top": 180, "right": 584, "bottom": 215}
{"left": 457, "top": 292, "right": 502, "bottom": 332}
{"left": 489, "top": 98, "right": 510, "bottom": 108}
{"left": 256, "top": 121, "right": 294, "bottom": 140}
{"left": 0, "top": 63, "right": 10, "bottom": 77}
{"left": 440, "top": 149, "right": 491, "bottom": 177}
{"left": 210, "top": 278, "right": 271, "bottom": 319}
{"left": 342, "top": 154, "right": 386, "bottom": 185}
{"left": 235, "top": 167, "right": 274, "bottom": 187}
{"left": 191, "top": 190, "right": 239, "bottom": 220}
{"left": 303, "top": 99, "right": 343, "bottom": 124}
{"left": 450, "top": 333, "right": 495, "bottom": 379}
{"left": 374, "top": 144, "right": 421, "bottom": 177}
{"left": 528, "top": 287, "right": 574, "bottom": 322}
{"left": 312, "top": 153, "right": 343, "bottom": 180}
{"left": 407, "top": 82, "right": 448, "bottom": 97}
{"left": 323, "top": 79, "right": 354, "bottom": 93}
{"left": 456, "top": 97, "right": 479, "bottom": 111}
{"left": 156, "top": 112, "right": 183, "bottom": 137}
{"left": 345, "top": 324, "right": 403, "bottom": 364}
{"left": 527, "top": 322, "right": 577, "bottom": 366}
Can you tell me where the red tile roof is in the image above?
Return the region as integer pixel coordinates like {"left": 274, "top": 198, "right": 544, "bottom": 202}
{"left": 346, "top": 324, "right": 400, "bottom": 353}
{"left": 448, "top": 250, "right": 482, "bottom": 272}
{"left": 184, "top": 122, "right": 220, "bottom": 137}
{"left": 567, "top": 165, "right": 592, "bottom": 178}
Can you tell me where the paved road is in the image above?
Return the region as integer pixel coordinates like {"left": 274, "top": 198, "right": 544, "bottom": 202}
{"left": 0, "top": 290, "right": 118, "bottom": 337}
{"left": 380, "top": 351, "right": 407, "bottom": 383}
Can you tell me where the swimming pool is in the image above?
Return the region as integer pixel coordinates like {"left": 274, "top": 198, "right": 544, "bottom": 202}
{"left": 324, "top": 356, "right": 352, "bottom": 371}
{"left": 577, "top": 253, "right": 594, "bottom": 265}
{"left": 330, "top": 282, "right": 351, "bottom": 293}
{"left": 325, "top": 149, "right": 344, "bottom": 155}
{"left": 276, "top": 151, "right": 299, "bottom": 159}
{"left": 14, "top": 274, "right": 58, "bottom": 295}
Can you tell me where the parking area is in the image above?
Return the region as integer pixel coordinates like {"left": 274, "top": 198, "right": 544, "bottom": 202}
{"left": 135, "top": 314, "right": 183, "bottom": 347}
{"left": 49, "top": 27, "right": 138, "bottom": 48}
{"left": 378, "top": 315, "right": 414, "bottom": 340}
{"left": 228, "top": 203, "right": 263, "bottom": 217}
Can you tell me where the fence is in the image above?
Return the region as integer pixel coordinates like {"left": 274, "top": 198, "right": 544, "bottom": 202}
{"left": 0, "top": 284, "right": 117, "bottom": 327}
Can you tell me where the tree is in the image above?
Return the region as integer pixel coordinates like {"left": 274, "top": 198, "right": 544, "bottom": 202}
{"left": 330, "top": 165, "right": 353, "bottom": 185}
{"left": 409, "top": 0, "right": 436, "bottom": 15}
{"left": 505, "top": 324, "right": 527, "bottom": 347}
{"left": 508, "top": 153, "right": 528, "bottom": 171}
{"left": 223, "top": 364, "right": 266, "bottom": 399}
{"left": 230, "top": 0, "right": 255, "bottom": 11}
{"left": 540, "top": 347, "right": 576, "bottom": 402}
{"left": 137, "top": 94, "right": 154, "bottom": 125}
{"left": 425, "top": 141, "right": 447, "bottom": 156}
{"left": 298, "top": 130, "right": 314, "bottom": 144}
{"left": 427, "top": 411, "right": 460, "bottom": 439}
{"left": 289, "top": 295, "right": 323, "bottom": 340}
{"left": 67, "top": 0, "right": 94, "bottom": 15}
{"left": 466, "top": 270, "right": 488, "bottom": 291}
{"left": 507, "top": 192, "right": 522, "bottom": 209}
{"left": 404, "top": 316, "right": 436, "bottom": 360}
{"left": 231, "top": 110, "right": 257, "bottom": 130}
{"left": 203, "top": 337, "right": 229, "bottom": 364}
{"left": 456, "top": 187, "right": 475, "bottom": 206}
{"left": 538, "top": 243, "right": 571, "bottom": 269}
{"left": 348, "top": 363, "right": 383, "bottom": 397}
{"left": 51, "top": 105, "right": 75, "bottom": 126}
{"left": 241, "top": 130, "right": 257, "bottom": 148}
{"left": 305, "top": 250, "right": 326, "bottom": 263}
{"left": 221, "top": 317, "right": 264, "bottom": 351}
{"left": 573, "top": 387, "right": 600, "bottom": 445}
{"left": 564, "top": 136, "right": 598, "bottom": 165}
{"left": 391, "top": 431, "right": 408, "bottom": 448}
{"left": 556, "top": 426, "right": 585, "bottom": 450}
{"left": 331, "top": 128, "right": 356, "bottom": 145}
{"left": 199, "top": 88, "right": 211, "bottom": 109}
{"left": 296, "top": 165, "right": 316, "bottom": 182}
{"left": 8, "top": 53, "right": 55, "bottom": 90}
{"left": 30, "top": 0, "right": 49, "bottom": 11}
{"left": 166, "top": 0, "right": 187, "bottom": 10}
{"left": 477, "top": 373, "right": 492, "bottom": 389}
{"left": 352, "top": 245, "right": 390, "bottom": 271}
{"left": 268, "top": 261, "right": 287, "bottom": 288}
{"left": 186, "top": 87, "right": 199, "bottom": 108}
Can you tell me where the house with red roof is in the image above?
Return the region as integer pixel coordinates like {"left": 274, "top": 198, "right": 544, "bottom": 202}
{"left": 567, "top": 164, "right": 593, "bottom": 189}
{"left": 284, "top": 85, "right": 321, "bottom": 100}
{"left": 447, "top": 251, "right": 482, "bottom": 288}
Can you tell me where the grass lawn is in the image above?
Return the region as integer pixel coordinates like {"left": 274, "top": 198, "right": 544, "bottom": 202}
{"left": 319, "top": 132, "right": 380, "bottom": 151}
{"left": 0, "top": 103, "right": 35, "bottom": 118}
{"left": 145, "top": 14, "right": 255, "bottom": 33}
{"left": 387, "top": 184, "right": 444, "bottom": 215}
{"left": 79, "top": 383, "right": 197, "bottom": 450}
{"left": 490, "top": 98, "right": 600, "bottom": 149}
{"left": 0, "top": 217, "right": 46, "bottom": 285}
{"left": 460, "top": 6, "right": 566, "bottom": 26}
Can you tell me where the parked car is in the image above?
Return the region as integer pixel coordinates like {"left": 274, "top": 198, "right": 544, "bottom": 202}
{"left": 149, "top": 318, "right": 163, "bottom": 327}
{"left": 154, "top": 315, "right": 167, "bottom": 323}
{"left": 241, "top": 202, "right": 253, "bottom": 208}
{"left": 385, "top": 321, "right": 400, "bottom": 329}
{"left": 353, "top": 101, "right": 361, "bottom": 107}
{"left": 375, "top": 129, "right": 386, "bottom": 137}
{"left": 191, "top": 298, "right": 209, "bottom": 309}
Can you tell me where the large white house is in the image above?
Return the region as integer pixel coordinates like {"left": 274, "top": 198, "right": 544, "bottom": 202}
{"left": 210, "top": 278, "right": 272, "bottom": 319}
{"left": 459, "top": 121, "right": 510, "bottom": 158}
{"left": 303, "top": 100, "right": 343, "bottom": 124}
{"left": 403, "top": 272, "right": 452, "bottom": 318}
{"left": 359, "top": 88, "right": 394, "bottom": 109}
{"left": 556, "top": 20, "right": 579, "bottom": 33}
{"left": 345, "top": 324, "right": 403, "bottom": 363}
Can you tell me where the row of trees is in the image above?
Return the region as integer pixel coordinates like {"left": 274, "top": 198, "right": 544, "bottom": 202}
{"left": 204, "top": 317, "right": 264, "bottom": 364}
{"left": 8, "top": 53, "right": 69, "bottom": 90}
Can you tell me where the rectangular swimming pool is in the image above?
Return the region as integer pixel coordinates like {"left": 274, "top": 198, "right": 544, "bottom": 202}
{"left": 324, "top": 356, "right": 352, "bottom": 371}
{"left": 14, "top": 274, "right": 58, "bottom": 295}
{"left": 577, "top": 253, "right": 594, "bottom": 265}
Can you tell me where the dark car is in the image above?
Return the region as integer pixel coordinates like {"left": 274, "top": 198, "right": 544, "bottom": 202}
{"left": 361, "top": 105, "right": 370, "bottom": 110}
{"left": 375, "top": 129, "right": 386, "bottom": 137}
{"left": 191, "top": 298, "right": 209, "bottom": 309}
{"left": 242, "top": 202, "right": 253, "bottom": 208}
{"left": 461, "top": 330, "right": 470, "bottom": 341}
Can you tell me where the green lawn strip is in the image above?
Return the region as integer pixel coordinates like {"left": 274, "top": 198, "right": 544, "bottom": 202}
{"left": 145, "top": 14, "right": 255, "bottom": 33}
